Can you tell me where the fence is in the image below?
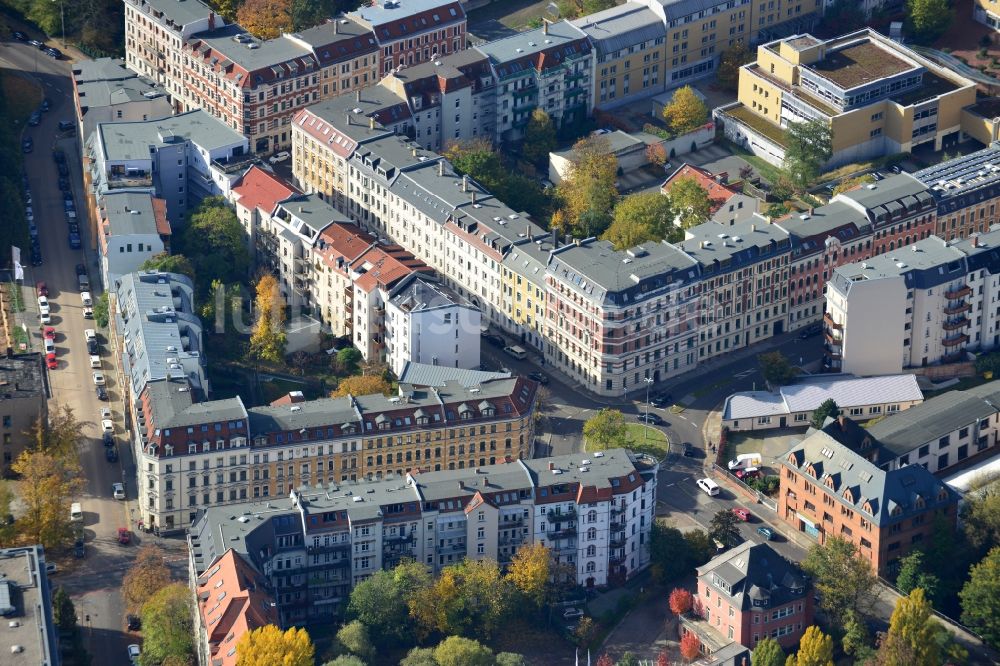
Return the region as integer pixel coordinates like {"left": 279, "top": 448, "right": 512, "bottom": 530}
{"left": 710, "top": 463, "right": 778, "bottom": 511}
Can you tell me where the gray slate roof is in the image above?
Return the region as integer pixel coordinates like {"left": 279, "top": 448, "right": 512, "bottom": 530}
{"left": 475, "top": 21, "right": 587, "bottom": 65}
{"left": 102, "top": 191, "right": 159, "bottom": 236}
{"left": 680, "top": 217, "right": 789, "bottom": 270}
{"left": 397, "top": 362, "right": 510, "bottom": 387}
{"left": 189, "top": 24, "right": 313, "bottom": 72}
{"left": 696, "top": 541, "right": 808, "bottom": 612}
{"left": 572, "top": 3, "right": 665, "bottom": 56}
{"left": 389, "top": 275, "right": 470, "bottom": 312}
{"left": 97, "top": 110, "right": 246, "bottom": 161}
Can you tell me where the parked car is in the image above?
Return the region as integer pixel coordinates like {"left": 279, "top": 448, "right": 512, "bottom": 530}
{"left": 27, "top": 38, "right": 42, "bottom": 48}
{"left": 45, "top": 562, "right": 57, "bottom": 575}
{"left": 87, "top": 339, "right": 98, "bottom": 355}
{"left": 105, "top": 447, "right": 118, "bottom": 463}
{"left": 757, "top": 526, "right": 774, "bottom": 541}
{"left": 73, "top": 539, "right": 85, "bottom": 558}
{"left": 636, "top": 412, "right": 664, "bottom": 425}
{"left": 44, "top": 47, "right": 61, "bottom": 59}
{"left": 95, "top": 385, "right": 108, "bottom": 401}
{"left": 52, "top": 150, "right": 64, "bottom": 164}
{"left": 696, "top": 478, "right": 720, "bottom": 496}
{"left": 68, "top": 232, "right": 81, "bottom": 249}
{"left": 58, "top": 120, "right": 74, "bottom": 133}
{"left": 90, "top": 355, "right": 101, "bottom": 369}
{"left": 34, "top": 280, "right": 47, "bottom": 297}
{"left": 648, "top": 392, "right": 673, "bottom": 408}
{"left": 269, "top": 151, "right": 290, "bottom": 164}
{"left": 528, "top": 371, "right": 549, "bottom": 385}
{"left": 112, "top": 482, "right": 125, "bottom": 500}
{"left": 44, "top": 338, "right": 55, "bottom": 355}
{"left": 92, "top": 371, "right": 106, "bottom": 386}
{"left": 27, "top": 111, "right": 40, "bottom": 126}
{"left": 563, "top": 607, "right": 584, "bottom": 620}
{"left": 101, "top": 419, "right": 114, "bottom": 434}
{"left": 732, "top": 507, "right": 751, "bottom": 522}
{"left": 127, "top": 644, "right": 140, "bottom": 664}
{"left": 76, "top": 264, "right": 87, "bottom": 276}
{"left": 682, "top": 441, "right": 695, "bottom": 457}
{"left": 12, "top": 31, "right": 27, "bottom": 41}
{"left": 37, "top": 295, "right": 49, "bottom": 315}
{"left": 735, "top": 467, "right": 761, "bottom": 481}
{"left": 45, "top": 353, "right": 57, "bottom": 370}
{"left": 103, "top": 432, "right": 114, "bottom": 448}
{"left": 43, "top": 326, "right": 55, "bottom": 340}
{"left": 22, "top": 137, "right": 33, "bottom": 153}
{"left": 798, "top": 322, "right": 822, "bottom": 339}
{"left": 482, "top": 333, "right": 505, "bottom": 348}
{"left": 40, "top": 98, "right": 50, "bottom": 112}
{"left": 126, "top": 614, "right": 141, "bottom": 631}
{"left": 118, "top": 528, "right": 131, "bottom": 544}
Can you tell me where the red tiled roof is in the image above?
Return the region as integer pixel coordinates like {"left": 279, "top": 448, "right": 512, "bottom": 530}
{"left": 351, "top": 244, "right": 433, "bottom": 293}
{"left": 151, "top": 197, "right": 171, "bottom": 237}
{"left": 661, "top": 163, "right": 739, "bottom": 214}
{"left": 232, "top": 166, "right": 299, "bottom": 216}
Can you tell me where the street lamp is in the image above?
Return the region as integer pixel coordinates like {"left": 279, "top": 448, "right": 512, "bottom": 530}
{"left": 52, "top": 0, "right": 65, "bottom": 49}
{"left": 643, "top": 376, "right": 654, "bottom": 440}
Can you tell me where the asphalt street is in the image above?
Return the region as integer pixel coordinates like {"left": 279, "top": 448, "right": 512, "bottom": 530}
{"left": 1, "top": 34, "right": 187, "bottom": 666}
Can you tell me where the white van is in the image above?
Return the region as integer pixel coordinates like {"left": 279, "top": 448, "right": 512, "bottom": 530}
{"left": 80, "top": 291, "right": 92, "bottom": 307}
{"left": 70, "top": 502, "right": 83, "bottom": 522}
{"left": 503, "top": 345, "right": 527, "bottom": 360}
{"left": 728, "top": 453, "right": 763, "bottom": 471}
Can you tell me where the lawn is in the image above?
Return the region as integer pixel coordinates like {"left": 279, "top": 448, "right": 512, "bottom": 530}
{"left": 1, "top": 71, "right": 42, "bottom": 125}
{"left": 586, "top": 423, "right": 670, "bottom": 460}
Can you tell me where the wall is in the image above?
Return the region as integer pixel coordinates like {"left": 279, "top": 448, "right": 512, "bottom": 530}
{"left": 835, "top": 276, "right": 907, "bottom": 376}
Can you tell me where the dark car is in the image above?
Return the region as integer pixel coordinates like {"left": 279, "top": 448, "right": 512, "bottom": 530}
{"left": 483, "top": 333, "right": 505, "bottom": 348}
{"left": 799, "top": 323, "right": 822, "bottom": 339}
{"left": 30, "top": 249, "right": 42, "bottom": 266}
{"left": 648, "top": 392, "right": 673, "bottom": 408}
{"left": 27, "top": 39, "right": 42, "bottom": 48}
{"left": 528, "top": 371, "right": 549, "bottom": 385}
{"left": 12, "top": 31, "right": 27, "bottom": 41}
{"left": 636, "top": 412, "right": 664, "bottom": 425}
{"left": 58, "top": 178, "right": 70, "bottom": 192}
{"left": 68, "top": 233, "right": 81, "bottom": 249}
{"left": 68, "top": 223, "right": 80, "bottom": 235}
{"left": 52, "top": 149, "right": 65, "bottom": 164}
{"left": 40, "top": 98, "right": 50, "bottom": 112}
{"left": 35, "top": 281, "right": 47, "bottom": 297}
{"left": 103, "top": 432, "right": 115, "bottom": 447}
{"left": 44, "top": 47, "right": 61, "bottom": 59}
{"left": 27, "top": 111, "right": 41, "bottom": 126}
{"left": 683, "top": 441, "right": 695, "bottom": 457}
{"left": 73, "top": 539, "right": 85, "bottom": 558}
{"left": 76, "top": 263, "right": 86, "bottom": 276}
{"left": 58, "top": 120, "right": 75, "bottom": 132}
{"left": 95, "top": 385, "right": 108, "bottom": 401}
{"left": 105, "top": 447, "right": 118, "bottom": 463}
{"left": 57, "top": 163, "right": 68, "bottom": 177}
{"left": 21, "top": 137, "right": 32, "bottom": 153}
{"left": 126, "top": 614, "right": 141, "bottom": 631}
{"left": 87, "top": 340, "right": 99, "bottom": 355}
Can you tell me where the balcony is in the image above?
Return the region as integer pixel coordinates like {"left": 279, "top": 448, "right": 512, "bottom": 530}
{"left": 383, "top": 532, "right": 415, "bottom": 544}
{"left": 212, "top": 154, "right": 259, "bottom": 175}
{"left": 436, "top": 542, "right": 466, "bottom": 554}
{"left": 610, "top": 504, "right": 625, "bottom": 516}
{"left": 942, "top": 333, "right": 970, "bottom": 347}
{"left": 107, "top": 173, "right": 153, "bottom": 189}
{"left": 943, "top": 302, "right": 971, "bottom": 315}
{"left": 944, "top": 285, "right": 972, "bottom": 300}
{"left": 942, "top": 317, "right": 970, "bottom": 331}
{"left": 307, "top": 541, "right": 350, "bottom": 554}
{"left": 547, "top": 508, "right": 576, "bottom": 521}
{"left": 499, "top": 535, "right": 524, "bottom": 546}
{"left": 610, "top": 521, "right": 626, "bottom": 533}
{"left": 547, "top": 527, "right": 577, "bottom": 539}
{"left": 824, "top": 330, "right": 842, "bottom": 345}
{"left": 823, "top": 313, "right": 842, "bottom": 330}
{"left": 610, "top": 536, "right": 626, "bottom": 548}
{"left": 823, "top": 344, "right": 842, "bottom": 360}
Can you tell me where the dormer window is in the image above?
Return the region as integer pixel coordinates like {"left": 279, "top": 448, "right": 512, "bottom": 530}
{"left": 843, "top": 488, "right": 853, "bottom": 503}
{"left": 914, "top": 495, "right": 925, "bottom": 510}
{"left": 862, "top": 501, "right": 873, "bottom": 515}
{"left": 752, "top": 598, "right": 768, "bottom": 608}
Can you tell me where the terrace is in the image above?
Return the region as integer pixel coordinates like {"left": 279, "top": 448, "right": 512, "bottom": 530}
{"left": 808, "top": 41, "right": 913, "bottom": 89}
{"left": 723, "top": 104, "right": 788, "bottom": 147}
{"left": 890, "top": 71, "right": 962, "bottom": 107}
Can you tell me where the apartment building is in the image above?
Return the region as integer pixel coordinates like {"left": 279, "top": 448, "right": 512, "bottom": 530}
{"left": 188, "top": 448, "right": 655, "bottom": 624}
{"left": 661, "top": 164, "right": 759, "bottom": 226}
{"left": 385, "top": 274, "right": 482, "bottom": 375}
{"left": 194, "top": 549, "right": 277, "bottom": 666}
{"left": 0, "top": 546, "right": 60, "bottom": 666}
{"left": 230, "top": 165, "right": 300, "bottom": 260}
{"left": 350, "top": 0, "right": 467, "bottom": 75}
{"left": 87, "top": 110, "right": 251, "bottom": 226}
{"left": 572, "top": 3, "right": 667, "bottom": 110}
{"left": 98, "top": 191, "right": 170, "bottom": 286}
{"left": 779, "top": 428, "right": 959, "bottom": 574}
{"left": 679, "top": 217, "right": 791, "bottom": 363}
{"left": 825, "top": 227, "right": 1000, "bottom": 375}
{"left": 687, "top": 542, "right": 813, "bottom": 651}
{"left": 501, "top": 233, "right": 556, "bottom": 351}
{"left": 0, "top": 354, "right": 48, "bottom": 475}
{"left": 975, "top": 0, "right": 1000, "bottom": 31}
{"left": 720, "top": 29, "right": 976, "bottom": 168}
{"left": 71, "top": 58, "right": 172, "bottom": 141}
{"left": 285, "top": 18, "right": 381, "bottom": 101}
{"left": 914, "top": 143, "right": 1000, "bottom": 241}
{"left": 312, "top": 222, "right": 378, "bottom": 337}
{"left": 123, "top": 0, "right": 224, "bottom": 108}
{"left": 476, "top": 21, "right": 592, "bottom": 144}
{"left": 779, "top": 174, "right": 936, "bottom": 331}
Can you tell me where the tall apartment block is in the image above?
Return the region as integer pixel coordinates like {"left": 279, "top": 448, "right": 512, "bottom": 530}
{"left": 719, "top": 29, "right": 976, "bottom": 168}
{"left": 825, "top": 227, "right": 1000, "bottom": 375}
{"left": 188, "top": 448, "right": 656, "bottom": 624}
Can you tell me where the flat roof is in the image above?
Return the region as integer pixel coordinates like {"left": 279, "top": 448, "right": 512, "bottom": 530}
{"left": 145, "top": 0, "right": 215, "bottom": 28}
{"left": 0, "top": 354, "right": 46, "bottom": 399}
{"left": 398, "top": 362, "right": 509, "bottom": 387}
{"left": 807, "top": 40, "right": 914, "bottom": 89}
{"left": 189, "top": 25, "right": 314, "bottom": 72}
{"left": 102, "top": 191, "right": 160, "bottom": 236}
{"left": 73, "top": 57, "right": 138, "bottom": 83}
{"left": 571, "top": 3, "right": 665, "bottom": 56}
{"left": 352, "top": 0, "right": 463, "bottom": 27}
{"left": 475, "top": 20, "right": 588, "bottom": 66}
{"left": 0, "top": 546, "right": 58, "bottom": 666}
{"left": 97, "top": 109, "right": 246, "bottom": 161}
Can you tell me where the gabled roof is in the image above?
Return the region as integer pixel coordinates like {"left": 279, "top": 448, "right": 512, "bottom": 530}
{"left": 697, "top": 541, "right": 808, "bottom": 612}
{"left": 661, "top": 163, "right": 739, "bottom": 213}
{"left": 231, "top": 166, "right": 299, "bottom": 215}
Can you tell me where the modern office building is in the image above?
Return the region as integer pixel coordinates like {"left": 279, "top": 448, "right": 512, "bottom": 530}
{"left": 719, "top": 29, "right": 976, "bottom": 168}
{"left": 0, "top": 354, "right": 48, "bottom": 475}
{"left": 0, "top": 546, "right": 60, "bottom": 666}
{"left": 188, "top": 448, "right": 656, "bottom": 625}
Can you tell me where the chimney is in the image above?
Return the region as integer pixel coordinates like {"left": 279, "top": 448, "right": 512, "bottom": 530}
{"left": 973, "top": 234, "right": 980, "bottom": 247}
{"left": 298, "top": 206, "right": 304, "bottom": 213}
{"left": 462, "top": 174, "right": 469, "bottom": 191}
{"left": 471, "top": 191, "right": 477, "bottom": 205}
{"left": 459, "top": 480, "right": 465, "bottom": 490}
{"left": 808, "top": 207, "right": 814, "bottom": 216}
{"left": 526, "top": 224, "right": 532, "bottom": 241}
{"left": 345, "top": 112, "right": 351, "bottom": 125}
{"left": 334, "top": 19, "right": 338, "bottom": 34}
{"left": 208, "top": 10, "right": 215, "bottom": 29}
{"left": 838, "top": 414, "right": 846, "bottom": 431}
{"left": 369, "top": 116, "right": 375, "bottom": 130}
{"left": 411, "top": 147, "right": 418, "bottom": 157}
{"left": 5, "top": 347, "right": 11, "bottom": 359}
{"left": 543, "top": 19, "right": 548, "bottom": 35}
{"left": 699, "top": 240, "right": 705, "bottom": 249}
{"left": 574, "top": 238, "right": 581, "bottom": 246}
{"left": 750, "top": 223, "right": 757, "bottom": 232}
{"left": 550, "top": 227, "right": 558, "bottom": 249}
{"left": 438, "top": 161, "right": 444, "bottom": 177}
{"left": 548, "top": 461, "right": 555, "bottom": 470}
{"left": 483, "top": 476, "right": 489, "bottom": 487}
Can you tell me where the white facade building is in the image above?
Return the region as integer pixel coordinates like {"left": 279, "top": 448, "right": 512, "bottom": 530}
{"left": 98, "top": 191, "right": 169, "bottom": 287}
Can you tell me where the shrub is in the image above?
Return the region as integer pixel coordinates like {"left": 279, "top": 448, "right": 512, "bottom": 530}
{"left": 981, "top": 34, "right": 993, "bottom": 48}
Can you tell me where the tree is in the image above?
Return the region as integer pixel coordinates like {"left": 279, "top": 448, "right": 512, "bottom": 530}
{"left": 802, "top": 536, "right": 878, "bottom": 629}
{"left": 179, "top": 197, "right": 250, "bottom": 298}
{"left": 28, "top": 403, "right": 83, "bottom": 459}
{"left": 906, "top": 0, "right": 951, "bottom": 43}
{"left": 248, "top": 273, "right": 287, "bottom": 363}
{"left": 962, "top": 474, "right": 1000, "bottom": 550}
{"left": 960, "top": 546, "right": 1000, "bottom": 647}
{"left": 336, "top": 348, "right": 363, "bottom": 375}
{"left": 236, "top": 0, "right": 293, "bottom": 39}
{"left": 679, "top": 632, "right": 701, "bottom": 661}
{"left": 667, "top": 176, "right": 712, "bottom": 228}
{"left": 709, "top": 509, "right": 740, "bottom": 547}
{"left": 432, "top": 636, "right": 494, "bottom": 666}
{"left": 52, "top": 587, "right": 77, "bottom": 632}
{"left": 236, "top": 625, "right": 314, "bottom": 666}
{"left": 93, "top": 292, "right": 110, "bottom": 328}
{"left": 523, "top": 109, "right": 557, "bottom": 164}
{"left": 832, "top": 173, "right": 875, "bottom": 196}
{"left": 810, "top": 399, "right": 840, "bottom": 429}
{"left": 684, "top": 529, "right": 716, "bottom": 566}
{"left": 336, "top": 620, "right": 374, "bottom": 661}
{"left": 12, "top": 450, "right": 84, "bottom": 550}
{"left": 443, "top": 139, "right": 550, "bottom": 220}
{"left": 758, "top": 351, "right": 798, "bottom": 387}
{"left": 208, "top": 0, "right": 242, "bottom": 20}
{"left": 617, "top": 653, "right": 639, "bottom": 666}
{"left": 784, "top": 120, "right": 832, "bottom": 190}
{"left": 602, "top": 192, "right": 678, "bottom": 250}
{"left": 646, "top": 143, "right": 668, "bottom": 168}
{"left": 661, "top": 86, "right": 708, "bottom": 135}
{"left": 752, "top": 637, "right": 785, "bottom": 666}
{"left": 506, "top": 543, "right": 551, "bottom": 607}
{"left": 573, "top": 616, "right": 597, "bottom": 646}
{"left": 787, "top": 626, "right": 833, "bottom": 666}
{"left": 556, "top": 135, "right": 619, "bottom": 237}
{"left": 410, "top": 559, "right": 512, "bottom": 639}
{"left": 289, "top": 0, "right": 336, "bottom": 31}
{"left": 399, "top": 647, "right": 437, "bottom": 666}
{"left": 0, "top": 483, "right": 14, "bottom": 548}
{"left": 668, "top": 588, "right": 693, "bottom": 615}
{"left": 323, "top": 657, "right": 366, "bottom": 666}
{"left": 140, "top": 253, "right": 196, "bottom": 281}
{"left": 716, "top": 41, "right": 753, "bottom": 91}
{"left": 583, "top": 409, "right": 629, "bottom": 451}
{"left": 140, "top": 583, "right": 195, "bottom": 666}
{"left": 496, "top": 653, "right": 527, "bottom": 666}
{"left": 348, "top": 560, "right": 431, "bottom": 647}
{"left": 895, "top": 550, "right": 939, "bottom": 602}
{"left": 841, "top": 610, "right": 874, "bottom": 662}
{"left": 330, "top": 374, "right": 392, "bottom": 398}
{"left": 875, "top": 588, "right": 942, "bottom": 666}
{"left": 123, "top": 545, "right": 172, "bottom": 614}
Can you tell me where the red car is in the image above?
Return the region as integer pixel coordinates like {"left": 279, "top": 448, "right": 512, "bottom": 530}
{"left": 43, "top": 326, "right": 55, "bottom": 340}
{"left": 735, "top": 467, "right": 761, "bottom": 481}
{"left": 35, "top": 281, "right": 47, "bottom": 297}
{"left": 45, "top": 353, "right": 57, "bottom": 369}
{"left": 732, "top": 507, "right": 751, "bottom": 522}
{"left": 117, "top": 528, "right": 131, "bottom": 545}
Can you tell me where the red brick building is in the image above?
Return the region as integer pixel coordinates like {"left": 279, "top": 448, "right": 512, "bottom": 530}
{"left": 779, "top": 429, "right": 959, "bottom": 575}
{"left": 350, "top": 0, "right": 467, "bottom": 74}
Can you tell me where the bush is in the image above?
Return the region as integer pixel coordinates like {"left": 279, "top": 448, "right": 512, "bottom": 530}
{"left": 979, "top": 47, "right": 989, "bottom": 59}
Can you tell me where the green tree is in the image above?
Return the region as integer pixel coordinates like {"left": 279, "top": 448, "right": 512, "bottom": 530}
{"left": 140, "top": 252, "right": 196, "bottom": 281}
{"left": 960, "top": 546, "right": 1000, "bottom": 647}
{"left": 52, "top": 587, "right": 77, "bottom": 632}
{"left": 0, "top": 483, "right": 16, "bottom": 548}
{"left": 336, "top": 347, "right": 363, "bottom": 375}
{"left": 348, "top": 560, "right": 431, "bottom": 647}
{"left": 751, "top": 637, "right": 785, "bottom": 666}
{"left": 139, "top": 583, "right": 194, "bottom": 666}
{"left": 410, "top": 559, "right": 512, "bottom": 640}
{"left": 716, "top": 41, "right": 754, "bottom": 91}
{"left": 875, "top": 588, "right": 942, "bottom": 666}
{"left": 444, "top": 139, "right": 550, "bottom": 219}
{"left": 523, "top": 109, "right": 557, "bottom": 164}
{"left": 179, "top": 196, "right": 250, "bottom": 298}
{"left": 962, "top": 473, "right": 1000, "bottom": 550}
{"left": 709, "top": 509, "right": 740, "bottom": 547}
{"left": 895, "top": 550, "right": 939, "bottom": 603}
{"left": 336, "top": 620, "right": 374, "bottom": 661}
{"left": 433, "top": 636, "right": 494, "bottom": 666}
{"left": 583, "top": 409, "right": 629, "bottom": 451}
{"left": 661, "top": 85, "right": 708, "bottom": 135}
{"left": 906, "top": 0, "right": 952, "bottom": 43}
{"left": 93, "top": 292, "right": 110, "bottom": 328}
{"left": 787, "top": 626, "right": 833, "bottom": 666}
{"left": 784, "top": 119, "right": 832, "bottom": 189}
{"left": 802, "top": 536, "right": 878, "bottom": 629}
{"left": 556, "top": 134, "right": 619, "bottom": 237}
{"left": 602, "top": 193, "right": 678, "bottom": 250}
{"left": 667, "top": 176, "right": 712, "bottom": 228}
{"left": 399, "top": 647, "right": 438, "bottom": 666}
{"left": 841, "top": 610, "right": 874, "bottom": 662}
{"left": 683, "top": 529, "right": 716, "bottom": 567}
{"left": 28, "top": 403, "right": 84, "bottom": 460}
{"left": 323, "top": 657, "right": 366, "bottom": 666}
{"left": 758, "top": 351, "right": 798, "bottom": 387}
{"left": 496, "top": 653, "right": 527, "bottom": 666}
{"left": 818, "top": 0, "right": 866, "bottom": 37}
{"left": 811, "top": 399, "right": 840, "bottom": 428}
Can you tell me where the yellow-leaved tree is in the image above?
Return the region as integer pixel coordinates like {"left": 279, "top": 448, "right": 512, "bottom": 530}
{"left": 330, "top": 374, "right": 392, "bottom": 398}
{"left": 506, "top": 543, "right": 551, "bottom": 607}
{"left": 786, "top": 625, "right": 834, "bottom": 666}
{"left": 236, "top": 0, "right": 293, "bottom": 39}
{"left": 123, "top": 545, "right": 172, "bottom": 613}
{"left": 248, "top": 273, "right": 287, "bottom": 364}
{"left": 661, "top": 85, "right": 708, "bottom": 135}
{"left": 236, "top": 625, "right": 314, "bottom": 666}
{"left": 13, "top": 449, "right": 84, "bottom": 550}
